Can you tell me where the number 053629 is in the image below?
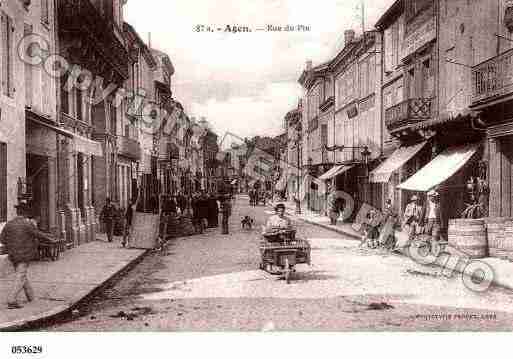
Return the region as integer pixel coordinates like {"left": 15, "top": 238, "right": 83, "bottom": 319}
{"left": 11, "top": 346, "right": 43, "bottom": 354}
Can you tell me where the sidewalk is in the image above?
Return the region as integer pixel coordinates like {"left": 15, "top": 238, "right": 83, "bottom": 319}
{"left": 271, "top": 199, "right": 513, "bottom": 292}
{"left": 0, "top": 235, "right": 147, "bottom": 331}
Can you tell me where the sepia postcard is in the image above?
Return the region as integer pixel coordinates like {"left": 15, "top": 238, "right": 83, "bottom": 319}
{"left": 1, "top": 0, "right": 513, "bottom": 357}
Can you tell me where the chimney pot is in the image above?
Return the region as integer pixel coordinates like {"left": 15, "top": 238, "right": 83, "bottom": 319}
{"left": 344, "top": 30, "right": 355, "bottom": 46}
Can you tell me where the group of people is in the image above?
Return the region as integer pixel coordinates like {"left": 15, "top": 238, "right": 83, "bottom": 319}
{"left": 249, "top": 189, "right": 271, "bottom": 207}
{"left": 359, "top": 190, "right": 443, "bottom": 250}
{"left": 190, "top": 191, "right": 226, "bottom": 234}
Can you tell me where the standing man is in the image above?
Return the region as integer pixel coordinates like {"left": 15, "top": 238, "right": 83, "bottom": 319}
{"left": 327, "top": 186, "right": 339, "bottom": 226}
{"left": 0, "top": 200, "right": 55, "bottom": 309}
{"left": 122, "top": 199, "right": 134, "bottom": 248}
{"left": 220, "top": 194, "right": 232, "bottom": 235}
{"left": 423, "top": 190, "right": 442, "bottom": 241}
{"left": 176, "top": 191, "right": 187, "bottom": 215}
{"left": 403, "top": 195, "right": 422, "bottom": 239}
{"left": 191, "top": 192, "right": 203, "bottom": 234}
{"left": 100, "top": 198, "right": 116, "bottom": 242}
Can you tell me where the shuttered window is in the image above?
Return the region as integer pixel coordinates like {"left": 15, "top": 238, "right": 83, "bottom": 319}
{"left": 41, "top": 0, "right": 49, "bottom": 25}
{"left": 0, "top": 142, "right": 6, "bottom": 222}
{"left": 1, "top": 12, "right": 14, "bottom": 98}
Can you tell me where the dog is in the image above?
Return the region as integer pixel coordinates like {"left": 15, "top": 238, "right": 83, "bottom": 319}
{"left": 241, "top": 216, "right": 254, "bottom": 230}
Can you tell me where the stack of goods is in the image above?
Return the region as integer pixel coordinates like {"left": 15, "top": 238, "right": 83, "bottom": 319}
{"left": 178, "top": 215, "right": 196, "bottom": 236}
{"left": 165, "top": 214, "right": 182, "bottom": 239}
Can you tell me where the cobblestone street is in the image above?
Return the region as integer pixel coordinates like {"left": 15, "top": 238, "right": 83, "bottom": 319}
{"left": 45, "top": 196, "right": 513, "bottom": 331}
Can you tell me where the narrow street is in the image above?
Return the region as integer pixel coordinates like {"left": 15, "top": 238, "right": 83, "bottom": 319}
{"left": 46, "top": 196, "right": 513, "bottom": 331}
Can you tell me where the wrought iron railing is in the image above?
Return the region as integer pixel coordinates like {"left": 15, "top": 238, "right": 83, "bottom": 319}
{"left": 385, "top": 98, "right": 432, "bottom": 131}
{"left": 472, "top": 48, "right": 513, "bottom": 105}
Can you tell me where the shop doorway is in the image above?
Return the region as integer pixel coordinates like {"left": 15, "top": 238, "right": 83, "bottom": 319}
{"left": 26, "top": 154, "right": 49, "bottom": 231}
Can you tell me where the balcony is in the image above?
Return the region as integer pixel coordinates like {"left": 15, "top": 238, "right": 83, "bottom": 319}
{"left": 385, "top": 98, "right": 432, "bottom": 132}
{"left": 58, "top": 0, "right": 129, "bottom": 80}
{"left": 117, "top": 136, "right": 141, "bottom": 161}
{"left": 472, "top": 48, "right": 513, "bottom": 106}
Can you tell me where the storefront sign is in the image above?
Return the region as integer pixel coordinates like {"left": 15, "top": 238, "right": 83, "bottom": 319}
{"left": 401, "top": 17, "right": 436, "bottom": 59}
{"left": 74, "top": 135, "right": 103, "bottom": 157}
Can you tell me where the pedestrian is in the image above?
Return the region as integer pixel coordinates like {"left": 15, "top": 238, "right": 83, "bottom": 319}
{"left": 220, "top": 194, "right": 232, "bottom": 234}
{"left": 403, "top": 195, "right": 422, "bottom": 240}
{"left": 199, "top": 192, "right": 209, "bottom": 230}
{"left": 208, "top": 193, "right": 219, "bottom": 228}
{"left": 176, "top": 191, "right": 187, "bottom": 214}
{"left": 122, "top": 199, "right": 134, "bottom": 248}
{"left": 249, "top": 189, "right": 254, "bottom": 206}
{"left": 423, "top": 190, "right": 443, "bottom": 241}
{"left": 191, "top": 192, "right": 203, "bottom": 234}
{"left": 327, "top": 187, "right": 339, "bottom": 226}
{"left": 100, "top": 197, "right": 117, "bottom": 242}
{"left": 0, "top": 200, "right": 56, "bottom": 309}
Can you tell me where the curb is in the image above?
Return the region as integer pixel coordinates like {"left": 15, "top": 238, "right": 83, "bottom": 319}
{"left": 0, "top": 247, "right": 150, "bottom": 332}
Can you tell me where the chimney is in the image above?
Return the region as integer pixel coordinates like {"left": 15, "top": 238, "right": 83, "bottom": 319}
{"left": 344, "top": 30, "right": 355, "bottom": 46}
{"left": 306, "top": 60, "right": 313, "bottom": 71}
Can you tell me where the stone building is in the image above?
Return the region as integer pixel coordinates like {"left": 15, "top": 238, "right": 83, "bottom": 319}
{"left": 284, "top": 104, "right": 302, "bottom": 201}
{"left": 1, "top": 0, "right": 60, "bottom": 235}
{"left": 56, "top": 0, "right": 130, "bottom": 244}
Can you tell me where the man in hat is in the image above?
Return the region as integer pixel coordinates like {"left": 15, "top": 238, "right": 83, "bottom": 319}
{"left": 99, "top": 198, "right": 116, "bottom": 242}
{"left": 403, "top": 195, "right": 422, "bottom": 239}
{"left": 220, "top": 194, "right": 232, "bottom": 235}
{"left": 423, "top": 189, "right": 443, "bottom": 241}
{"left": 263, "top": 203, "right": 292, "bottom": 234}
{"left": 0, "top": 200, "right": 55, "bottom": 309}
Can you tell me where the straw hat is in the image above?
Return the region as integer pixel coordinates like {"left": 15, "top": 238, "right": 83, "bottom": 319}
{"left": 427, "top": 190, "right": 440, "bottom": 197}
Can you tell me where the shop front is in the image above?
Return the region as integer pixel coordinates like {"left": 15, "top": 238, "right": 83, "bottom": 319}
{"left": 397, "top": 142, "right": 484, "bottom": 237}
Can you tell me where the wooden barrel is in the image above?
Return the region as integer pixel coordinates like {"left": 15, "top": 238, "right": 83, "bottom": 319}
{"left": 485, "top": 218, "right": 510, "bottom": 258}
{"left": 448, "top": 218, "right": 487, "bottom": 259}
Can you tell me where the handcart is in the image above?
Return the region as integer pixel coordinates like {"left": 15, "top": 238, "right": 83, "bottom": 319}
{"left": 259, "top": 229, "right": 311, "bottom": 284}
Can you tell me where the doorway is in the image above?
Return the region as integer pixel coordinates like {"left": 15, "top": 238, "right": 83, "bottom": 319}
{"left": 26, "top": 154, "right": 49, "bottom": 231}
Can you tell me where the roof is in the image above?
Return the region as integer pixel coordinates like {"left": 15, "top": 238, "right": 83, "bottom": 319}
{"left": 151, "top": 48, "right": 176, "bottom": 77}
{"left": 375, "top": 0, "right": 403, "bottom": 30}
{"left": 123, "top": 22, "right": 157, "bottom": 68}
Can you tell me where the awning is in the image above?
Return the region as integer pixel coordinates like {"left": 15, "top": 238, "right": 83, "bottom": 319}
{"left": 318, "top": 165, "right": 353, "bottom": 181}
{"left": 370, "top": 141, "right": 427, "bottom": 183}
{"left": 74, "top": 135, "right": 103, "bottom": 157}
{"left": 397, "top": 143, "right": 480, "bottom": 192}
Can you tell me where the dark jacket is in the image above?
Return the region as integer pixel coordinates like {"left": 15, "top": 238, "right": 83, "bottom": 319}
{"left": 162, "top": 197, "right": 177, "bottom": 215}
{"left": 198, "top": 197, "right": 209, "bottom": 219}
{"left": 100, "top": 203, "right": 116, "bottom": 222}
{"left": 220, "top": 199, "right": 232, "bottom": 217}
{"left": 0, "top": 217, "right": 53, "bottom": 264}
{"left": 177, "top": 195, "right": 187, "bottom": 211}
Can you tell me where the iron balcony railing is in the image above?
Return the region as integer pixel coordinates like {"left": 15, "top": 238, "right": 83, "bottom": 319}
{"left": 385, "top": 98, "right": 432, "bottom": 132}
{"left": 472, "top": 48, "right": 513, "bottom": 105}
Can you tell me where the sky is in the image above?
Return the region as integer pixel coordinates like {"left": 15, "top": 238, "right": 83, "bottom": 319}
{"left": 124, "top": 0, "right": 396, "bottom": 141}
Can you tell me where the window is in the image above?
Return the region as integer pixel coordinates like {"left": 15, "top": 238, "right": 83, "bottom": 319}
{"left": 406, "top": 0, "right": 432, "bottom": 21}
{"left": 110, "top": 101, "right": 117, "bottom": 135}
{"left": 60, "top": 74, "right": 70, "bottom": 114}
{"left": 1, "top": 12, "right": 14, "bottom": 98}
{"left": 41, "top": 0, "right": 49, "bottom": 25}
{"left": 359, "top": 56, "right": 375, "bottom": 98}
{"left": 0, "top": 142, "right": 6, "bottom": 222}
{"left": 76, "top": 89, "right": 83, "bottom": 121}
{"left": 384, "top": 22, "right": 400, "bottom": 73}
{"left": 421, "top": 59, "right": 434, "bottom": 98}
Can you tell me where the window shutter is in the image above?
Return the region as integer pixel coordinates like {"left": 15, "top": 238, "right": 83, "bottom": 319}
{"left": 384, "top": 28, "right": 393, "bottom": 73}
{"left": 1, "top": 12, "right": 8, "bottom": 96}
